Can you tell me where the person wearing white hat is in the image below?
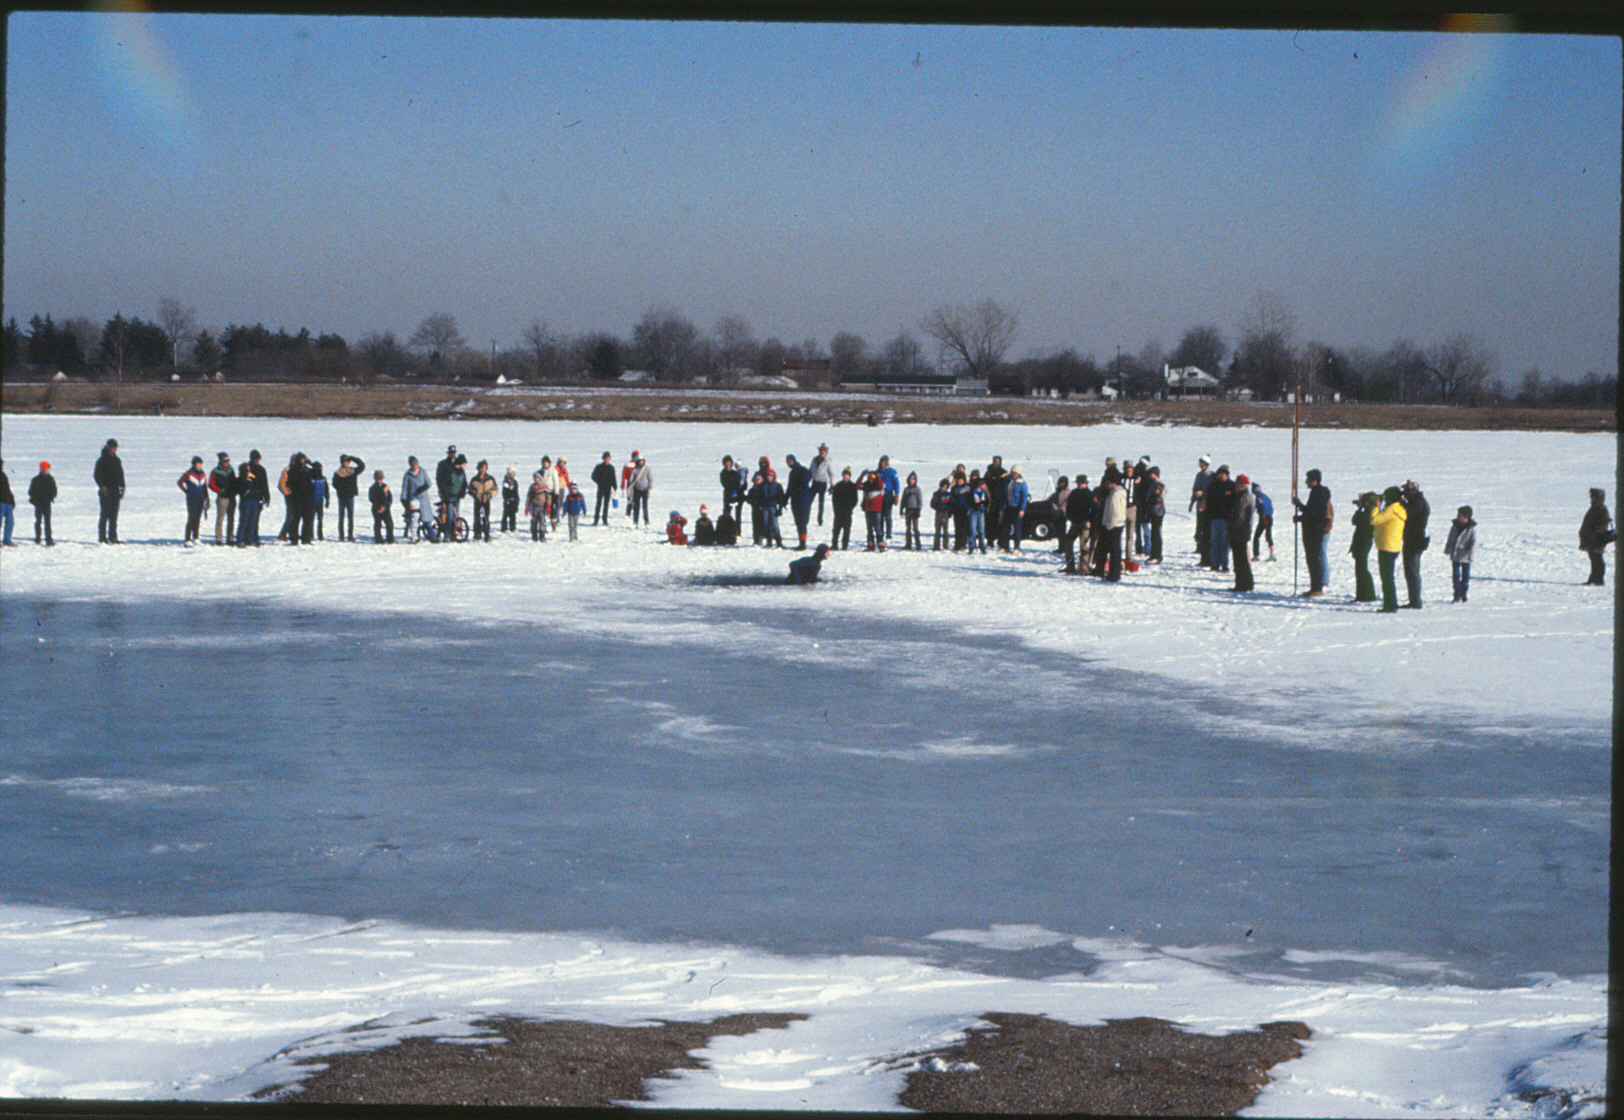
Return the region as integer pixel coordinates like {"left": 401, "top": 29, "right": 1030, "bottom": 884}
{"left": 1191, "top": 454, "right": 1215, "bottom": 565}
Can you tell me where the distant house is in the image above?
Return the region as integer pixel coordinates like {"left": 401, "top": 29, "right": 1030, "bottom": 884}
{"left": 955, "top": 375, "right": 989, "bottom": 396}
{"left": 781, "top": 356, "right": 834, "bottom": 389}
{"left": 617, "top": 369, "right": 653, "bottom": 383}
{"left": 1164, "top": 364, "right": 1222, "bottom": 398}
{"left": 839, "top": 372, "right": 958, "bottom": 395}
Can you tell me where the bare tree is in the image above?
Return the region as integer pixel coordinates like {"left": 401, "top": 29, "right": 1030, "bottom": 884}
{"left": 829, "top": 332, "right": 867, "bottom": 381}
{"left": 157, "top": 297, "right": 197, "bottom": 372}
{"left": 632, "top": 305, "right": 700, "bottom": 382}
{"left": 921, "top": 298, "right": 1019, "bottom": 379}
{"left": 408, "top": 313, "right": 466, "bottom": 369}
{"left": 713, "top": 316, "right": 757, "bottom": 383}
{"left": 1233, "top": 291, "right": 1298, "bottom": 399}
{"left": 521, "top": 318, "right": 564, "bottom": 381}
{"left": 1424, "top": 333, "right": 1495, "bottom": 404}
{"left": 1169, "top": 324, "right": 1227, "bottom": 375}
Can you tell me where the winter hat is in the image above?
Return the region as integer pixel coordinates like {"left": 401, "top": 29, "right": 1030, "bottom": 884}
{"left": 192, "top": 456, "right": 203, "bottom": 465}
{"left": 40, "top": 461, "right": 50, "bottom": 470}
{"left": 217, "top": 451, "right": 230, "bottom": 460}
{"left": 1383, "top": 486, "right": 1402, "bottom": 503}
{"left": 1457, "top": 505, "right": 1472, "bottom": 519}
{"left": 700, "top": 504, "right": 708, "bottom": 511}
{"left": 1236, "top": 474, "right": 1249, "bottom": 486}
{"left": 1590, "top": 488, "right": 1605, "bottom": 501}
{"left": 1199, "top": 454, "right": 1210, "bottom": 463}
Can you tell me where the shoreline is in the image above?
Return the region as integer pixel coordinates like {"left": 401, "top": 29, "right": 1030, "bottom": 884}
{"left": 254, "top": 1011, "right": 1312, "bottom": 1113}
{"left": 2, "top": 380, "right": 1614, "bottom": 431}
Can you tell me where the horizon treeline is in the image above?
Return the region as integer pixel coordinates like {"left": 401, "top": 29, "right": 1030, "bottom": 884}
{"left": 2, "top": 297, "right": 1615, "bottom": 410}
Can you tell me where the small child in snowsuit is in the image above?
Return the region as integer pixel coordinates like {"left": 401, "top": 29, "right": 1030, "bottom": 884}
{"left": 563, "top": 483, "right": 587, "bottom": 541}
{"left": 692, "top": 506, "right": 716, "bottom": 545}
{"left": 1444, "top": 505, "right": 1477, "bottom": 603}
{"left": 526, "top": 473, "right": 550, "bottom": 541}
{"left": 666, "top": 510, "right": 688, "bottom": 545}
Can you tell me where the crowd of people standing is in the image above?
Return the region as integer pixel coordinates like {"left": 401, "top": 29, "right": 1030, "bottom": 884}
{"left": 0, "top": 437, "right": 1613, "bottom": 602}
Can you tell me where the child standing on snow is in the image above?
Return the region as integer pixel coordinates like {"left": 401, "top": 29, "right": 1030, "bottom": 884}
{"left": 1444, "top": 506, "right": 1477, "bottom": 603}
{"left": 27, "top": 461, "right": 57, "bottom": 546}
{"left": 526, "top": 472, "right": 550, "bottom": 541}
{"left": 563, "top": 483, "right": 587, "bottom": 541}
{"left": 369, "top": 470, "right": 394, "bottom": 544}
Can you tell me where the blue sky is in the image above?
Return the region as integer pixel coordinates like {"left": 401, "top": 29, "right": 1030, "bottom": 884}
{"left": 5, "top": 14, "right": 1619, "bottom": 379}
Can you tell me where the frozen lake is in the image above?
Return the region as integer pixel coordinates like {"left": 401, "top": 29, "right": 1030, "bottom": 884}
{"left": 0, "top": 592, "right": 1607, "bottom": 986}
{"left": 0, "top": 413, "right": 1611, "bottom": 1112}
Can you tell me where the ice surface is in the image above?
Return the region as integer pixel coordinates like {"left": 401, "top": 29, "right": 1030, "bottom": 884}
{"left": 0, "top": 413, "right": 1611, "bottom": 1113}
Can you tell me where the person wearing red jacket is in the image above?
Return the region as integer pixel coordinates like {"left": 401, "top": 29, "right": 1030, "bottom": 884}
{"left": 177, "top": 456, "right": 210, "bottom": 545}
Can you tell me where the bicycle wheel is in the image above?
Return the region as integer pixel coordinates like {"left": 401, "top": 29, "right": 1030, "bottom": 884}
{"left": 453, "top": 517, "right": 470, "bottom": 542}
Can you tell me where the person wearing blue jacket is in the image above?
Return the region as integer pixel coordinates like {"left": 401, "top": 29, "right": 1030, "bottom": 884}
{"left": 878, "top": 455, "right": 900, "bottom": 542}
{"left": 562, "top": 482, "right": 588, "bottom": 540}
{"left": 400, "top": 456, "right": 433, "bottom": 542}
{"left": 1251, "top": 482, "right": 1275, "bottom": 562}
{"left": 310, "top": 462, "right": 329, "bottom": 541}
{"left": 1002, "top": 467, "right": 1030, "bottom": 551}
{"left": 787, "top": 543, "right": 832, "bottom": 584}
{"left": 757, "top": 470, "right": 787, "bottom": 548}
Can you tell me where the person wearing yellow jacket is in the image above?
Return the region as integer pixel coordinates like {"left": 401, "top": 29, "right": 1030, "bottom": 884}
{"left": 1368, "top": 486, "right": 1407, "bottom": 613}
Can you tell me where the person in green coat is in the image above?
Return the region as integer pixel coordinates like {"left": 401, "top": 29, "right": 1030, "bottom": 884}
{"left": 1348, "top": 492, "right": 1378, "bottom": 602}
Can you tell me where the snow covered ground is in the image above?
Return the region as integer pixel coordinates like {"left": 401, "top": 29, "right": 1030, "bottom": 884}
{"left": 0, "top": 413, "right": 1612, "bottom": 1114}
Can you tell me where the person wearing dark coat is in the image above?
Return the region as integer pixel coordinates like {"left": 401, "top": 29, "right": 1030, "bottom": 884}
{"left": 331, "top": 454, "right": 364, "bottom": 542}
{"left": 719, "top": 456, "right": 745, "bottom": 523}
{"left": 930, "top": 477, "right": 953, "bottom": 551}
{"left": 1143, "top": 467, "right": 1166, "bottom": 563}
{"left": 27, "top": 462, "right": 57, "bottom": 545}
{"left": 1063, "top": 475, "right": 1094, "bottom": 574}
{"left": 692, "top": 506, "right": 716, "bottom": 545}
{"left": 285, "top": 453, "right": 316, "bottom": 545}
{"left": 787, "top": 543, "right": 831, "bottom": 585}
{"left": 236, "top": 450, "right": 271, "bottom": 546}
{"left": 785, "top": 454, "right": 813, "bottom": 549}
{"left": 0, "top": 460, "right": 15, "bottom": 546}
{"left": 209, "top": 452, "right": 238, "bottom": 545}
{"left": 590, "top": 452, "right": 617, "bottom": 526}
{"left": 368, "top": 470, "right": 395, "bottom": 544}
{"left": 1399, "top": 480, "right": 1431, "bottom": 608}
{"left": 1206, "top": 465, "right": 1234, "bottom": 573}
{"left": 829, "top": 468, "right": 859, "bottom": 551}
{"left": 756, "top": 471, "right": 787, "bottom": 548}
{"left": 1292, "top": 468, "right": 1333, "bottom": 597}
{"left": 94, "top": 438, "right": 125, "bottom": 543}
{"left": 1579, "top": 488, "right": 1613, "bottom": 586}
{"left": 715, "top": 507, "right": 740, "bottom": 546}
{"left": 501, "top": 468, "right": 521, "bottom": 532}
{"left": 1349, "top": 493, "right": 1379, "bottom": 602}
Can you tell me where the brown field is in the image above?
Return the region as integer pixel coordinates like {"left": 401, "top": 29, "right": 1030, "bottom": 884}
{"left": 1, "top": 379, "right": 1613, "bottom": 431}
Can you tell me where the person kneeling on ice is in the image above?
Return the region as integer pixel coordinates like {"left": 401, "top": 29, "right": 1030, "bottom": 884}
{"left": 666, "top": 509, "right": 688, "bottom": 545}
{"left": 692, "top": 505, "right": 716, "bottom": 546}
{"left": 787, "top": 543, "right": 832, "bottom": 585}
{"left": 714, "top": 506, "right": 739, "bottom": 546}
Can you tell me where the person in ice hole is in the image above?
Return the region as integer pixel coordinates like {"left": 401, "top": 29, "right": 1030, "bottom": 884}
{"left": 787, "top": 542, "right": 832, "bottom": 584}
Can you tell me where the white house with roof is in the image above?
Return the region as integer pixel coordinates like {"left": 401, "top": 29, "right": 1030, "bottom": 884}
{"left": 1164, "top": 364, "right": 1222, "bottom": 398}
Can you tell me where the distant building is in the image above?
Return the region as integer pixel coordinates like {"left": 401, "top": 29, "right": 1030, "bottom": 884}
{"left": 1164, "top": 364, "right": 1222, "bottom": 398}
{"left": 781, "top": 356, "right": 834, "bottom": 389}
{"left": 839, "top": 372, "right": 958, "bottom": 395}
